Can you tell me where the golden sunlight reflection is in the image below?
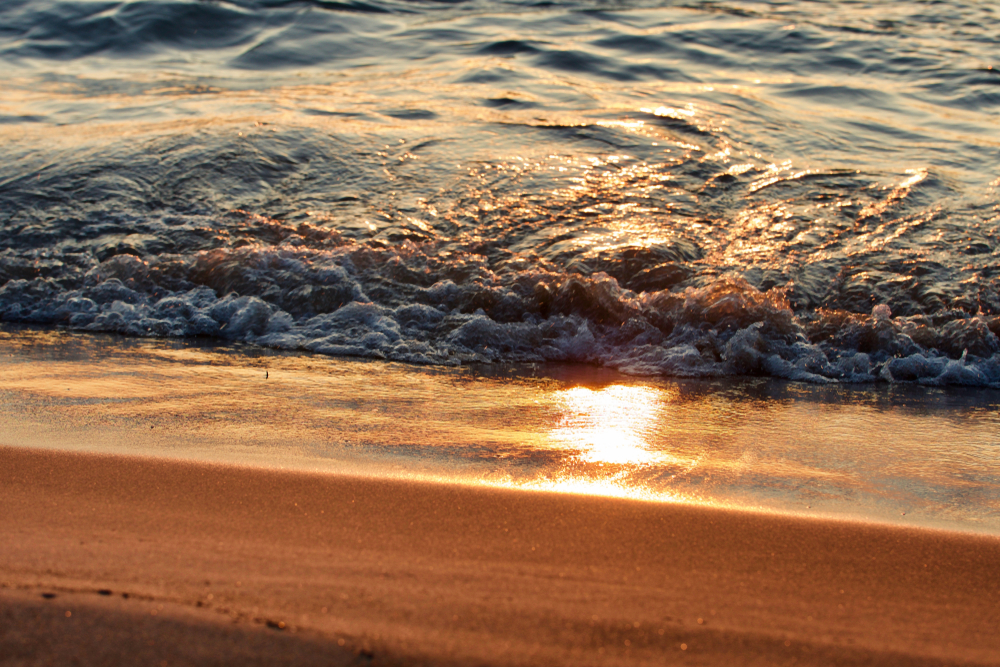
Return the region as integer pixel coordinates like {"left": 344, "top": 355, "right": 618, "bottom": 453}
{"left": 549, "top": 385, "right": 671, "bottom": 466}
{"left": 491, "top": 473, "right": 678, "bottom": 503}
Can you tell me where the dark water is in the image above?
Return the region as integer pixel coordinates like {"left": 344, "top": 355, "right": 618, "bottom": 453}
{"left": 2, "top": 0, "right": 999, "bottom": 385}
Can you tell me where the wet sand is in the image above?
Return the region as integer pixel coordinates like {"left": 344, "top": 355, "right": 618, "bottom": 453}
{"left": 2, "top": 445, "right": 1000, "bottom": 666}
{"left": 5, "top": 328, "right": 1000, "bottom": 530}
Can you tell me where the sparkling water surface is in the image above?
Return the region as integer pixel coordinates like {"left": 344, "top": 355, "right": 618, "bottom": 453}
{"left": 1, "top": 2, "right": 999, "bottom": 529}
{"left": 1, "top": 0, "right": 999, "bottom": 384}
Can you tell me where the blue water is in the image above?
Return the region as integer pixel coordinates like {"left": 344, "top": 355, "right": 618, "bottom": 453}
{"left": 1, "top": 0, "right": 999, "bottom": 385}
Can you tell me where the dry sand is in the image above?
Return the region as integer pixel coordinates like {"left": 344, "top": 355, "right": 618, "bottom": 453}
{"left": 2, "top": 445, "right": 999, "bottom": 666}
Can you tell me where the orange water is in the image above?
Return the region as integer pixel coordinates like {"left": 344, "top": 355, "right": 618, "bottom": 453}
{"left": 3, "top": 327, "right": 998, "bottom": 534}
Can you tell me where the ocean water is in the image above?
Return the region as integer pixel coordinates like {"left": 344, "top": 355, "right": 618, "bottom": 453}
{"left": 1, "top": 0, "right": 999, "bottom": 386}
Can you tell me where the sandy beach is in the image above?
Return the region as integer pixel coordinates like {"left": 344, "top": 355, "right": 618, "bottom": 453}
{"left": 2, "top": 445, "right": 999, "bottom": 666}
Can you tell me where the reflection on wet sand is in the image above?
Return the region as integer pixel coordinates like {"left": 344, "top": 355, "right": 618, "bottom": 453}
{"left": 2, "top": 328, "right": 999, "bottom": 533}
{"left": 551, "top": 386, "right": 665, "bottom": 465}
{"left": 517, "top": 385, "right": 698, "bottom": 501}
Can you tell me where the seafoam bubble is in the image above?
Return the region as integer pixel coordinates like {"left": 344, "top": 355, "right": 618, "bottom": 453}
{"left": 1, "top": 233, "right": 999, "bottom": 387}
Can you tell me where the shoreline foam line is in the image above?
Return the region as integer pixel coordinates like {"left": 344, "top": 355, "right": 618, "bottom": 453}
{"left": 4, "top": 327, "right": 1000, "bottom": 533}
{"left": 3, "top": 445, "right": 999, "bottom": 666}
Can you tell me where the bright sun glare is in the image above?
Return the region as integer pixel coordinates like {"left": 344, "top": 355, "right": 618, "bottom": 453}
{"left": 549, "top": 385, "right": 667, "bottom": 465}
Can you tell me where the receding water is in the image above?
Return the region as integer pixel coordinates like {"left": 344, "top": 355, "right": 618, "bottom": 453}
{"left": 3, "top": 328, "right": 999, "bottom": 533}
{"left": 1, "top": 0, "right": 999, "bottom": 385}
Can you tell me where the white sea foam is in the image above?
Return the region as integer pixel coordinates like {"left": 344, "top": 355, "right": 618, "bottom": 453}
{"left": 3, "top": 242, "right": 998, "bottom": 387}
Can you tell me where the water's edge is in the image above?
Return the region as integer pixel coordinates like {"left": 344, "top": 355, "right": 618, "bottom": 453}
{"left": 3, "top": 326, "right": 998, "bottom": 535}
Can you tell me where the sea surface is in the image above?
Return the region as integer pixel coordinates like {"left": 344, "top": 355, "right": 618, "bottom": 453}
{"left": 1, "top": 1, "right": 999, "bottom": 528}
{"left": 2, "top": 0, "right": 999, "bottom": 385}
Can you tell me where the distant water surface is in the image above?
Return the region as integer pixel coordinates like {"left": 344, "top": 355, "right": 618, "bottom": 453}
{"left": 1, "top": 0, "right": 999, "bottom": 385}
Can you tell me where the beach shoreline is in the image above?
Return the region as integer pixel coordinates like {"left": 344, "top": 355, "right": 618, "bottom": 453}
{"left": 3, "top": 0, "right": 1000, "bottom": 663}
{"left": 3, "top": 445, "right": 999, "bottom": 666}
{"left": 5, "top": 326, "right": 1000, "bottom": 534}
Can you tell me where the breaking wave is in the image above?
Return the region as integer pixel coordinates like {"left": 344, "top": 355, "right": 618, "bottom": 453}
{"left": 3, "top": 214, "right": 998, "bottom": 386}
{"left": 1, "top": 0, "right": 999, "bottom": 387}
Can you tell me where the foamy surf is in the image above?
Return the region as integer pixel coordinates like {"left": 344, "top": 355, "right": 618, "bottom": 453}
{"left": 3, "top": 239, "right": 999, "bottom": 385}
{"left": 1, "top": 0, "right": 998, "bottom": 385}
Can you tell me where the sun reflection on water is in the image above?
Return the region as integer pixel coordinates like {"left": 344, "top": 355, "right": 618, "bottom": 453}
{"left": 549, "top": 385, "right": 674, "bottom": 466}
{"left": 500, "top": 474, "right": 671, "bottom": 503}
{"left": 478, "top": 383, "right": 704, "bottom": 503}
